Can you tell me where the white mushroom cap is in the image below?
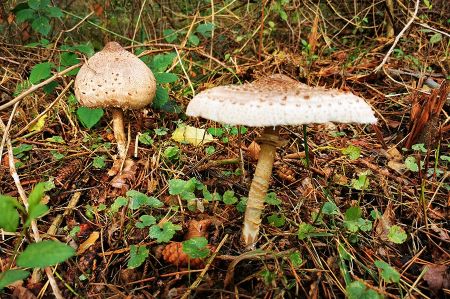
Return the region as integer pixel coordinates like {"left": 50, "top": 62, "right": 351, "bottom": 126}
{"left": 186, "top": 74, "right": 377, "bottom": 126}
{"left": 74, "top": 42, "right": 156, "bottom": 110}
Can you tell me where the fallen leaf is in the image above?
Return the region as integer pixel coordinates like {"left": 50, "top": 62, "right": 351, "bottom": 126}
{"left": 171, "top": 125, "right": 214, "bottom": 146}
{"left": 387, "top": 160, "right": 408, "bottom": 174}
{"left": 77, "top": 231, "right": 100, "bottom": 255}
{"left": 246, "top": 140, "right": 260, "bottom": 161}
{"left": 423, "top": 264, "right": 449, "bottom": 294}
{"left": 28, "top": 115, "right": 47, "bottom": 133}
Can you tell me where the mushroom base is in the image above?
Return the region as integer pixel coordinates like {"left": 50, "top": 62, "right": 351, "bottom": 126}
{"left": 242, "top": 126, "right": 283, "bottom": 248}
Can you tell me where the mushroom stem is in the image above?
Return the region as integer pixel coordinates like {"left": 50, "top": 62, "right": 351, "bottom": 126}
{"left": 242, "top": 126, "right": 283, "bottom": 248}
{"left": 111, "top": 107, "right": 127, "bottom": 160}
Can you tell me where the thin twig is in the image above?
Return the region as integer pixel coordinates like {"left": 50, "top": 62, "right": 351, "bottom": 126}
{"left": 374, "top": 0, "right": 420, "bottom": 73}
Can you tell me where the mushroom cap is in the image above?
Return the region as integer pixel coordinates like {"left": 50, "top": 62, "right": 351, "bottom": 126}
{"left": 186, "top": 74, "right": 377, "bottom": 126}
{"left": 74, "top": 42, "right": 156, "bottom": 110}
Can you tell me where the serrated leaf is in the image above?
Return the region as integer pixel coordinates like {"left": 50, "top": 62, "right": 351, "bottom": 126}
{"left": 342, "top": 145, "right": 361, "bottom": 160}
{"left": 135, "top": 215, "right": 156, "bottom": 228}
{"left": 196, "top": 23, "right": 214, "bottom": 38}
{"left": 182, "top": 237, "right": 210, "bottom": 258}
{"left": 267, "top": 213, "right": 285, "bottom": 227}
{"left": 163, "top": 29, "right": 178, "bottom": 43}
{"left": 188, "top": 34, "right": 200, "bottom": 46}
{"left": 388, "top": 225, "right": 407, "bottom": 244}
{"left": 346, "top": 281, "right": 382, "bottom": 299}
{"left": 43, "top": 6, "right": 63, "bottom": 18}
{"left": 138, "top": 132, "right": 154, "bottom": 145}
{"left": 0, "top": 270, "right": 30, "bottom": 290}
{"left": 298, "top": 223, "right": 315, "bottom": 240}
{"left": 110, "top": 196, "right": 128, "bottom": 213}
{"left": 322, "top": 201, "right": 339, "bottom": 215}
{"left": 31, "top": 16, "right": 51, "bottom": 36}
{"left": 17, "top": 240, "right": 75, "bottom": 268}
{"left": 265, "top": 192, "right": 281, "bottom": 206}
{"left": 15, "top": 8, "right": 35, "bottom": 23}
{"left": 154, "top": 72, "right": 178, "bottom": 84}
{"left": 289, "top": 252, "right": 303, "bottom": 267}
{"left": 172, "top": 125, "right": 214, "bottom": 146}
{"left": 149, "top": 52, "right": 176, "bottom": 73}
{"left": 152, "top": 86, "right": 169, "bottom": 109}
{"left": 127, "top": 245, "right": 149, "bottom": 269}
{"left": 405, "top": 156, "right": 419, "bottom": 172}
{"left": 29, "top": 62, "right": 53, "bottom": 84}
{"left": 92, "top": 155, "right": 106, "bottom": 169}
{"left": 374, "top": 260, "right": 400, "bottom": 283}
{"left": 28, "top": 0, "right": 41, "bottom": 9}
{"left": 76, "top": 107, "right": 104, "bottom": 129}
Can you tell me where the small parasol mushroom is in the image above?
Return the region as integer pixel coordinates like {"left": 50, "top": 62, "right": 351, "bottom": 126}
{"left": 186, "top": 74, "right": 377, "bottom": 248}
{"left": 74, "top": 42, "right": 156, "bottom": 160}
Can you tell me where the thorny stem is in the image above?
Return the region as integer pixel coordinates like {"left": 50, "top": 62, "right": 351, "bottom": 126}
{"left": 111, "top": 107, "right": 127, "bottom": 160}
{"left": 242, "top": 126, "right": 283, "bottom": 248}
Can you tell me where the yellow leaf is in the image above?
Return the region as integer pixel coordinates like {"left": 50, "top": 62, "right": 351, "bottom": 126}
{"left": 171, "top": 125, "right": 214, "bottom": 146}
{"left": 77, "top": 231, "right": 100, "bottom": 255}
{"left": 29, "top": 115, "right": 47, "bottom": 132}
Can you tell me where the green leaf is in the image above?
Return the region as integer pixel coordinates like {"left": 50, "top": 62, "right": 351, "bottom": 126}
{"left": 196, "top": 23, "right": 214, "bottom": 38}
{"left": 411, "top": 143, "right": 427, "bottom": 153}
{"left": 182, "top": 237, "right": 210, "bottom": 258}
{"left": 163, "top": 29, "right": 178, "bottom": 43}
{"left": 0, "top": 269, "right": 30, "bottom": 290}
{"left": 298, "top": 223, "right": 315, "bottom": 240}
{"left": 154, "top": 72, "right": 179, "bottom": 84}
{"left": 152, "top": 86, "right": 169, "bottom": 109}
{"left": 92, "top": 155, "right": 107, "bottom": 169}
{"left": 207, "top": 127, "right": 224, "bottom": 137}
{"left": 164, "top": 146, "right": 180, "bottom": 160}
{"left": 374, "top": 260, "right": 400, "bottom": 283}
{"left": 28, "top": 0, "right": 41, "bottom": 9}
{"left": 388, "top": 225, "right": 407, "bottom": 244}
{"left": 149, "top": 222, "right": 181, "bottom": 243}
{"left": 322, "top": 201, "right": 339, "bottom": 215}
{"left": 429, "top": 33, "right": 442, "bottom": 44}
{"left": 265, "top": 192, "right": 281, "bottom": 206}
{"left": 31, "top": 16, "right": 51, "bottom": 36}
{"left": 0, "top": 195, "right": 21, "bottom": 232}
{"left": 110, "top": 196, "right": 128, "bottom": 213}
{"left": 223, "top": 190, "right": 238, "bottom": 205}
{"left": 76, "top": 107, "right": 104, "bottom": 129}
{"left": 29, "top": 62, "right": 53, "bottom": 84}
{"left": 168, "top": 179, "right": 187, "bottom": 195}
{"left": 149, "top": 52, "right": 176, "bottom": 73}
{"left": 17, "top": 240, "right": 75, "bottom": 268}
{"left": 127, "top": 245, "right": 149, "bottom": 269}
{"left": 289, "top": 252, "right": 303, "bottom": 268}
{"left": 342, "top": 145, "right": 361, "bottom": 160}
{"left": 351, "top": 171, "right": 370, "bottom": 190}
{"left": 13, "top": 144, "right": 33, "bottom": 156}
{"left": 346, "top": 281, "right": 382, "bottom": 299}
{"left": 126, "top": 190, "right": 163, "bottom": 209}
{"left": 135, "top": 215, "right": 156, "bottom": 228}
{"left": 43, "top": 6, "right": 63, "bottom": 18}
{"left": 236, "top": 197, "right": 247, "bottom": 213}
{"left": 138, "top": 132, "right": 154, "bottom": 145}
{"left": 405, "top": 156, "right": 419, "bottom": 172}
{"left": 60, "top": 52, "right": 79, "bottom": 67}
{"left": 15, "top": 8, "right": 35, "bottom": 23}
{"left": 28, "top": 181, "right": 53, "bottom": 210}
{"left": 188, "top": 34, "right": 200, "bottom": 46}
{"left": 267, "top": 213, "right": 285, "bottom": 227}
{"left": 25, "top": 203, "right": 49, "bottom": 227}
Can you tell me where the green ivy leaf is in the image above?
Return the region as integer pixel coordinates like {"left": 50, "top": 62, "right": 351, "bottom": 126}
{"left": 135, "top": 215, "right": 156, "bottom": 228}
{"left": 76, "top": 107, "right": 104, "bottom": 129}
{"left": 0, "top": 269, "right": 30, "bottom": 290}
{"left": 182, "top": 237, "right": 210, "bottom": 258}
{"left": 387, "top": 225, "right": 407, "bottom": 244}
{"left": 342, "top": 145, "right": 361, "bottom": 160}
{"left": 223, "top": 190, "right": 238, "bottom": 205}
{"left": 267, "top": 213, "right": 285, "bottom": 227}
{"left": 374, "top": 260, "right": 400, "bottom": 283}
{"left": 346, "top": 281, "right": 382, "bottom": 299}
{"left": 127, "top": 245, "right": 149, "bottom": 269}
{"left": 265, "top": 192, "right": 281, "bottom": 206}
{"left": 149, "top": 222, "right": 181, "bottom": 243}
{"left": 126, "top": 190, "right": 163, "bottom": 209}
{"left": 17, "top": 240, "right": 75, "bottom": 268}
{"left": 29, "top": 62, "right": 53, "bottom": 84}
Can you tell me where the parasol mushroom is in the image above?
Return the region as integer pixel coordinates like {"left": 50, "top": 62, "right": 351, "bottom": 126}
{"left": 74, "top": 41, "right": 156, "bottom": 160}
{"left": 186, "top": 74, "right": 377, "bottom": 248}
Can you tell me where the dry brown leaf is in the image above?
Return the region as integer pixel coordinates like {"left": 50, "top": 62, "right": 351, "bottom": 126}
{"left": 423, "top": 264, "right": 449, "bottom": 294}
{"left": 77, "top": 231, "right": 100, "bottom": 255}
{"left": 387, "top": 160, "right": 408, "bottom": 175}
{"left": 246, "top": 140, "right": 260, "bottom": 161}
{"left": 374, "top": 203, "right": 394, "bottom": 242}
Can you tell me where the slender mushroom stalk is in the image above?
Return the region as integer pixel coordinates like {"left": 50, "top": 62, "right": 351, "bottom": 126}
{"left": 74, "top": 42, "right": 156, "bottom": 163}
{"left": 185, "top": 74, "right": 377, "bottom": 248}
{"left": 243, "top": 126, "right": 283, "bottom": 246}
